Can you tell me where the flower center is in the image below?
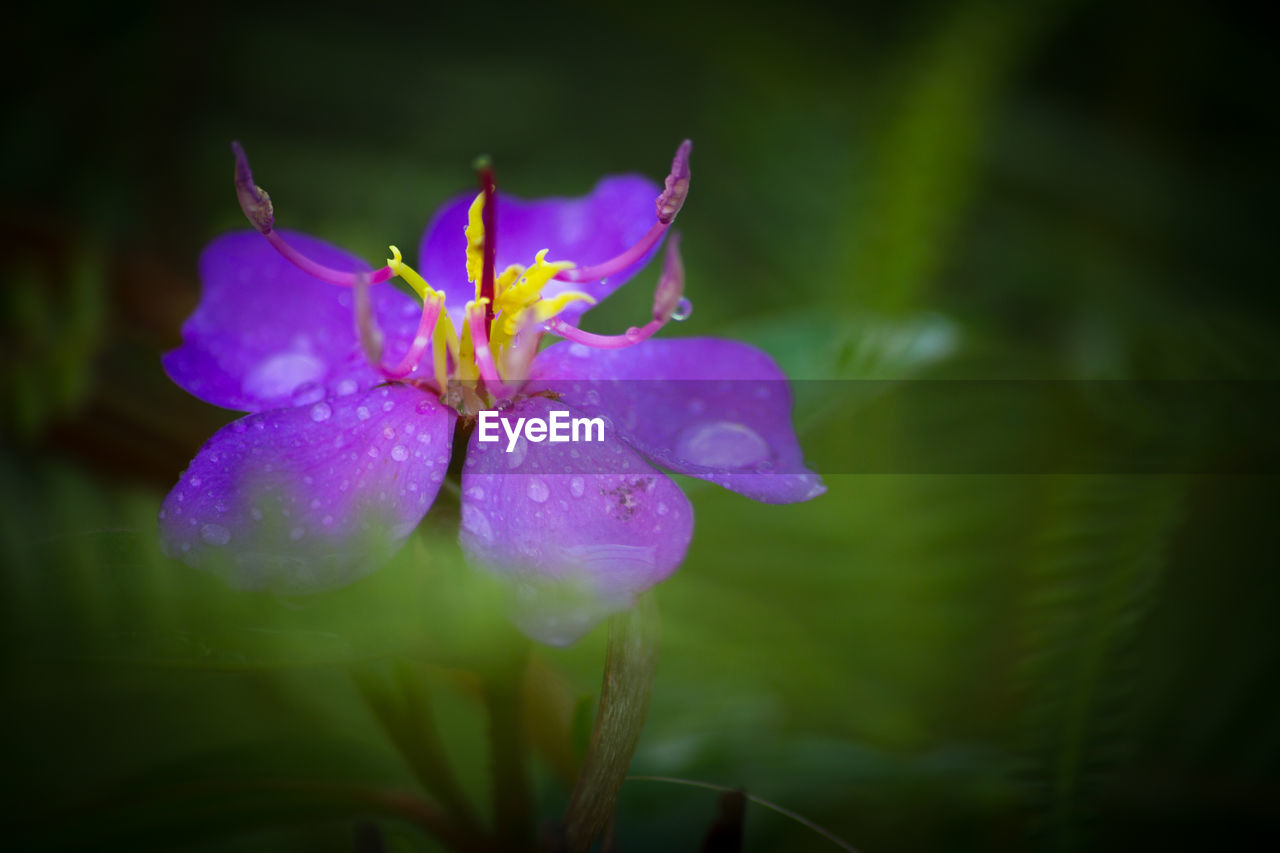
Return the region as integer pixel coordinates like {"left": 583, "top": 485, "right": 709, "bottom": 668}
{"left": 229, "top": 139, "right": 695, "bottom": 412}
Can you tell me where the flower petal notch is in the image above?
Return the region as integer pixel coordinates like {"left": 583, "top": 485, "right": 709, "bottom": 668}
{"left": 459, "top": 397, "right": 693, "bottom": 646}
{"left": 159, "top": 385, "right": 455, "bottom": 593}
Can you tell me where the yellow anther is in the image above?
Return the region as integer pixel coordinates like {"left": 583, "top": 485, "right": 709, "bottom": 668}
{"left": 465, "top": 193, "right": 485, "bottom": 287}
{"left": 386, "top": 245, "right": 436, "bottom": 301}
{"left": 495, "top": 264, "right": 524, "bottom": 299}
{"left": 523, "top": 291, "right": 596, "bottom": 327}
{"left": 495, "top": 249, "right": 576, "bottom": 316}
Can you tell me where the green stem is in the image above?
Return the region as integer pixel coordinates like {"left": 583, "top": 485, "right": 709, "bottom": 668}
{"left": 484, "top": 641, "right": 534, "bottom": 850}
{"left": 562, "top": 594, "right": 660, "bottom": 853}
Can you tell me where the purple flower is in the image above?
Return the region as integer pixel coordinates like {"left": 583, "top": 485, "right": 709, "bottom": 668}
{"left": 159, "top": 141, "right": 824, "bottom": 644}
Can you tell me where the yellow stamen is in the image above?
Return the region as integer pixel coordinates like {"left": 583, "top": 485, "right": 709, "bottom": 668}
{"left": 495, "top": 249, "right": 576, "bottom": 316}
{"left": 464, "top": 193, "right": 485, "bottom": 290}
{"left": 457, "top": 302, "right": 478, "bottom": 383}
{"left": 386, "top": 245, "right": 436, "bottom": 301}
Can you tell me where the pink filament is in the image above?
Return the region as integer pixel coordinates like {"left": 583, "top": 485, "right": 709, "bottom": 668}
{"left": 467, "top": 304, "right": 513, "bottom": 396}
{"left": 264, "top": 231, "right": 395, "bottom": 287}
{"left": 545, "top": 317, "right": 664, "bottom": 349}
{"left": 381, "top": 298, "right": 443, "bottom": 380}
{"left": 553, "top": 221, "right": 668, "bottom": 284}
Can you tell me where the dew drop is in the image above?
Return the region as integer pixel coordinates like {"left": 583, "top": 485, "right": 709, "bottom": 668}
{"left": 383, "top": 426, "right": 396, "bottom": 440}
{"left": 657, "top": 502, "right": 669, "bottom": 515}
{"left": 189, "top": 475, "right": 202, "bottom": 487}
{"left": 356, "top": 406, "right": 371, "bottom": 420}
{"left": 391, "top": 445, "right": 409, "bottom": 462}
{"left": 367, "top": 445, "right": 380, "bottom": 458}
{"left": 310, "top": 401, "right": 332, "bottom": 422}
{"left": 461, "top": 504, "right": 494, "bottom": 543}
{"left": 675, "top": 421, "right": 771, "bottom": 468}
{"left": 570, "top": 476, "right": 585, "bottom": 497}
{"left": 526, "top": 477, "right": 549, "bottom": 503}
{"left": 290, "top": 380, "right": 325, "bottom": 406}
{"left": 200, "top": 523, "right": 230, "bottom": 546}
{"left": 417, "top": 432, "right": 431, "bottom": 444}
{"left": 671, "top": 297, "right": 693, "bottom": 322}
{"left": 336, "top": 378, "right": 359, "bottom": 396}
{"left": 382, "top": 400, "right": 395, "bottom": 412}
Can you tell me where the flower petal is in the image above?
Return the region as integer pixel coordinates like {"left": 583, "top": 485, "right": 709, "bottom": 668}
{"left": 163, "top": 230, "right": 425, "bottom": 412}
{"left": 458, "top": 396, "right": 692, "bottom": 645}
{"left": 159, "top": 385, "right": 455, "bottom": 593}
{"left": 530, "top": 338, "right": 826, "bottom": 504}
{"left": 418, "top": 176, "right": 663, "bottom": 325}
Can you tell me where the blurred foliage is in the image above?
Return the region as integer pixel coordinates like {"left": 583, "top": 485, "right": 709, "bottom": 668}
{"left": 2, "top": 0, "right": 1278, "bottom": 850}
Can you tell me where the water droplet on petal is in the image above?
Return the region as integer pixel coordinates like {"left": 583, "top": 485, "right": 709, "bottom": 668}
{"left": 356, "top": 406, "right": 371, "bottom": 420}
{"left": 624, "top": 326, "right": 642, "bottom": 342}
{"left": 570, "top": 476, "right": 585, "bottom": 497}
{"left": 189, "top": 475, "right": 202, "bottom": 487}
{"left": 657, "top": 501, "right": 669, "bottom": 516}
{"left": 322, "top": 514, "right": 335, "bottom": 526}
{"left": 417, "top": 432, "right": 431, "bottom": 444}
{"left": 526, "top": 477, "right": 549, "bottom": 503}
{"left": 391, "top": 445, "right": 409, "bottom": 462}
{"left": 671, "top": 297, "right": 693, "bottom": 322}
{"left": 382, "top": 426, "right": 396, "bottom": 440}
{"left": 382, "top": 400, "right": 395, "bottom": 412}
{"left": 310, "top": 401, "right": 332, "bottom": 422}
{"left": 367, "top": 445, "right": 380, "bottom": 458}
{"left": 507, "top": 438, "right": 527, "bottom": 469}
{"left": 244, "top": 352, "right": 325, "bottom": 400}
{"left": 200, "top": 523, "right": 230, "bottom": 546}
{"left": 290, "top": 381, "right": 325, "bottom": 406}
{"left": 675, "top": 421, "right": 771, "bottom": 468}
{"left": 569, "top": 343, "right": 590, "bottom": 358}
{"left": 461, "top": 504, "right": 494, "bottom": 543}
{"left": 336, "top": 378, "right": 358, "bottom": 396}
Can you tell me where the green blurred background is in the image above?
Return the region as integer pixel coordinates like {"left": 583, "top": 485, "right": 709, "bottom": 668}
{"left": 2, "top": 0, "right": 1277, "bottom": 849}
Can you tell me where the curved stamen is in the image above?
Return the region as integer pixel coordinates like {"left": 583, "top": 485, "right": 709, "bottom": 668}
{"left": 381, "top": 296, "right": 444, "bottom": 381}
{"left": 264, "top": 231, "right": 396, "bottom": 287}
{"left": 553, "top": 221, "right": 668, "bottom": 284}
{"left": 467, "top": 300, "right": 512, "bottom": 397}
{"left": 544, "top": 233, "right": 685, "bottom": 349}
{"left": 232, "top": 141, "right": 394, "bottom": 287}
{"left": 553, "top": 139, "right": 691, "bottom": 285}
{"left": 546, "top": 317, "right": 663, "bottom": 349}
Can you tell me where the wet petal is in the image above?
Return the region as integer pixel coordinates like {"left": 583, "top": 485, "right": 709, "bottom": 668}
{"left": 159, "top": 385, "right": 455, "bottom": 593}
{"left": 530, "top": 338, "right": 825, "bottom": 504}
{"left": 164, "top": 230, "right": 425, "bottom": 412}
{"left": 459, "top": 396, "right": 692, "bottom": 645}
{"left": 418, "top": 176, "right": 663, "bottom": 326}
